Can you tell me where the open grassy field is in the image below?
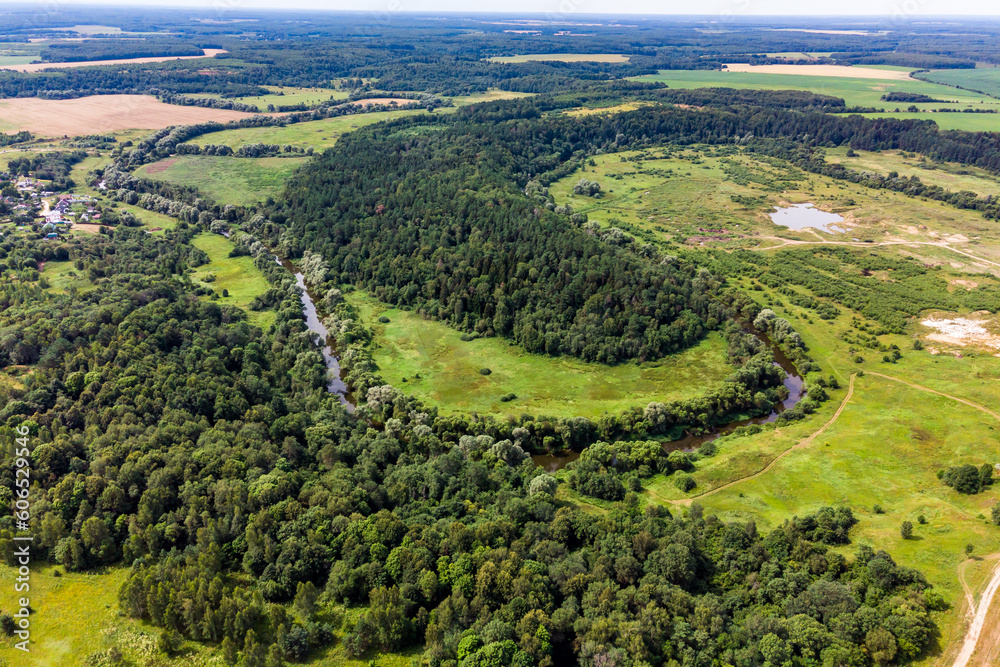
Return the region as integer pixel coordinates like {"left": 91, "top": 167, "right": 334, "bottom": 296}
{"left": 920, "top": 66, "right": 1000, "bottom": 98}
{"left": 488, "top": 53, "right": 630, "bottom": 63}
{"left": 0, "top": 48, "right": 226, "bottom": 72}
{"left": 723, "top": 63, "right": 914, "bottom": 80}
{"left": 348, "top": 290, "right": 735, "bottom": 419}
{"left": 135, "top": 155, "right": 307, "bottom": 206}
{"left": 187, "top": 108, "right": 431, "bottom": 150}
{"left": 545, "top": 138, "right": 1000, "bottom": 659}
{"left": 188, "top": 85, "right": 349, "bottom": 111}
{"left": 632, "top": 69, "right": 1000, "bottom": 131}
{"left": 0, "top": 564, "right": 144, "bottom": 666}
{"left": 549, "top": 145, "right": 1000, "bottom": 270}
{"left": 0, "top": 94, "right": 257, "bottom": 137}
{"left": 449, "top": 89, "right": 536, "bottom": 106}
{"left": 0, "top": 42, "right": 42, "bottom": 67}
{"left": 41, "top": 260, "right": 94, "bottom": 295}
{"left": 646, "top": 274, "right": 1000, "bottom": 665}
{"left": 825, "top": 146, "right": 1000, "bottom": 197}
{"left": 191, "top": 233, "right": 275, "bottom": 329}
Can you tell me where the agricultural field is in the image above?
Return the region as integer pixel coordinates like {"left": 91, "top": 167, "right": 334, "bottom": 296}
{"left": 487, "top": 53, "right": 630, "bottom": 63}
{"left": 186, "top": 108, "right": 432, "bottom": 150}
{"left": 348, "top": 290, "right": 735, "bottom": 419}
{"left": 0, "top": 95, "right": 256, "bottom": 136}
{"left": 920, "top": 66, "right": 1000, "bottom": 98}
{"left": 186, "top": 85, "right": 350, "bottom": 111}
{"left": 0, "top": 48, "right": 226, "bottom": 72}
{"left": 135, "top": 155, "right": 308, "bottom": 206}
{"left": 633, "top": 68, "right": 1000, "bottom": 131}
{"left": 190, "top": 233, "right": 276, "bottom": 328}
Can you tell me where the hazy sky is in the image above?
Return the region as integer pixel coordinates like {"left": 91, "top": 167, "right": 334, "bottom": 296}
{"left": 27, "top": 0, "right": 1000, "bottom": 17}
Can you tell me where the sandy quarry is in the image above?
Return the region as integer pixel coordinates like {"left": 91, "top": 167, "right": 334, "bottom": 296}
{"left": 0, "top": 95, "right": 260, "bottom": 137}
{"left": 921, "top": 314, "right": 1000, "bottom": 351}
{"left": 0, "top": 49, "right": 227, "bottom": 73}
{"left": 722, "top": 63, "right": 914, "bottom": 80}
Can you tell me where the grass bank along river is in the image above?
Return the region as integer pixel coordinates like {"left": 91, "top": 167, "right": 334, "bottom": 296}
{"left": 531, "top": 325, "right": 805, "bottom": 471}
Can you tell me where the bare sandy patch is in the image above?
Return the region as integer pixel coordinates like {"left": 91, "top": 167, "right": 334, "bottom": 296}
{"left": 722, "top": 64, "right": 913, "bottom": 81}
{"left": 0, "top": 95, "right": 259, "bottom": 137}
{"left": 922, "top": 314, "right": 1000, "bottom": 351}
{"left": 951, "top": 279, "right": 980, "bottom": 290}
{"left": 0, "top": 49, "right": 227, "bottom": 73}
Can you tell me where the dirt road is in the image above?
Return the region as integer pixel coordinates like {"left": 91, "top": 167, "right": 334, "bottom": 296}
{"left": 669, "top": 373, "right": 857, "bottom": 506}
{"left": 955, "top": 561, "right": 1000, "bottom": 667}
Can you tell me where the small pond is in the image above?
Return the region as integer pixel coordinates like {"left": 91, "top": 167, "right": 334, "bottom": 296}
{"left": 770, "top": 203, "right": 845, "bottom": 233}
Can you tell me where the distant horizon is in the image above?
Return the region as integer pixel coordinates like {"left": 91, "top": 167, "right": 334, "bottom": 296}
{"left": 4, "top": 2, "right": 1000, "bottom": 20}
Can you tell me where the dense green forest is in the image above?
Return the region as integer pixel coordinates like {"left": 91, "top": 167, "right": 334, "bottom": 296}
{"left": 0, "top": 227, "right": 939, "bottom": 667}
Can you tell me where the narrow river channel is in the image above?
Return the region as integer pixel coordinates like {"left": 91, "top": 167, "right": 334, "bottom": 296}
{"left": 275, "top": 256, "right": 355, "bottom": 411}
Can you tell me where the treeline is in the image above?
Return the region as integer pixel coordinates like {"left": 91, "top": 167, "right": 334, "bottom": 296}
{"left": 830, "top": 51, "right": 976, "bottom": 69}
{"left": 38, "top": 40, "right": 205, "bottom": 63}
{"left": 881, "top": 92, "right": 947, "bottom": 103}
{"left": 4, "top": 151, "right": 86, "bottom": 190}
{"left": 0, "top": 131, "right": 31, "bottom": 147}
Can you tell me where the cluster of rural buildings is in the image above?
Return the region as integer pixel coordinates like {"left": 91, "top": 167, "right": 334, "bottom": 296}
{"left": 1, "top": 173, "right": 100, "bottom": 238}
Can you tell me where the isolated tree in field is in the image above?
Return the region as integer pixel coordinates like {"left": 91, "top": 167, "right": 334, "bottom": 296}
{"left": 900, "top": 521, "right": 913, "bottom": 539}
{"left": 966, "top": 544, "right": 975, "bottom": 557}
{"left": 992, "top": 504, "right": 1000, "bottom": 526}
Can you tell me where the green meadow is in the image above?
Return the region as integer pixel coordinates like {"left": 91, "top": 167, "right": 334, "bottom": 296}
{"left": 135, "top": 155, "right": 308, "bottom": 206}
{"left": 920, "top": 66, "right": 1000, "bottom": 98}
{"left": 187, "top": 109, "right": 434, "bottom": 151}
{"left": 348, "top": 290, "right": 735, "bottom": 419}
{"left": 487, "top": 53, "right": 629, "bottom": 63}
{"left": 188, "top": 85, "right": 349, "bottom": 111}
{"left": 633, "top": 68, "right": 1000, "bottom": 131}
{"left": 191, "top": 233, "right": 275, "bottom": 329}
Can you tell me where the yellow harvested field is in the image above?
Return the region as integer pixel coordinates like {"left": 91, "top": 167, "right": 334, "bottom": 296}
{"left": 489, "top": 53, "right": 630, "bottom": 63}
{"left": 0, "top": 48, "right": 227, "bottom": 72}
{"left": 0, "top": 94, "right": 259, "bottom": 137}
{"left": 722, "top": 63, "right": 914, "bottom": 80}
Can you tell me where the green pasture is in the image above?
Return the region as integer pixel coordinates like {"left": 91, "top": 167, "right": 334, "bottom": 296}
{"left": 632, "top": 69, "right": 1000, "bottom": 130}
{"left": 920, "top": 66, "right": 1000, "bottom": 98}
{"left": 191, "top": 233, "right": 275, "bottom": 329}
{"left": 187, "top": 85, "right": 349, "bottom": 111}
{"left": 488, "top": 53, "right": 629, "bottom": 63}
{"left": 348, "top": 290, "right": 735, "bottom": 419}
{"left": 135, "top": 155, "right": 307, "bottom": 206}
{"left": 825, "top": 146, "right": 1000, "bottom": 198}
{"left": 187, "top": 109, "right": 431, "bottom": 151}
{"left": 41, "top": 260, "right": 94, "bottom": 295}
